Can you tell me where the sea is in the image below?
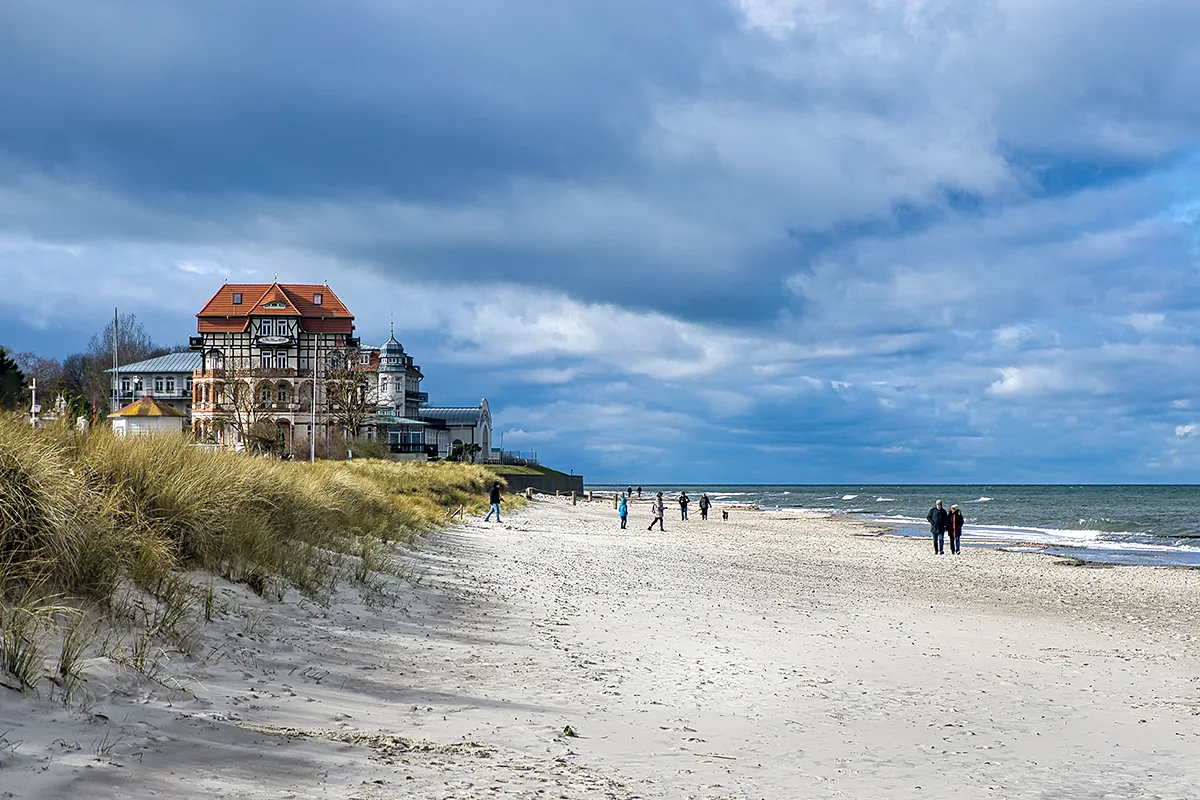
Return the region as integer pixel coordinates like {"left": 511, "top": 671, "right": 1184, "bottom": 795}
{"left": 589, "top": 485, "right": 1200, "bottom": 567}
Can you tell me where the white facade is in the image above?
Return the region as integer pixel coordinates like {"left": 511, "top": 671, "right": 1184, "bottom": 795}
{"left": 112, "top": 415, "right": 187, "bottom": 437}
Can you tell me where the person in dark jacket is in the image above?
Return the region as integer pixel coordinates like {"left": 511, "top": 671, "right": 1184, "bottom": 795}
{"left": 698, "top": 493, "right": 711, "bottom": 521}
{"left": 485, "top": 482, "right": 503, "bottom": 522}
{"left": 926, "top": 499, "right": 949, "bottom": 555}
{"left": 678, "top": 491, "right": 689, "bottom": 520}
{"left": 948, "top": 504, "right": 964, "bottom": 555}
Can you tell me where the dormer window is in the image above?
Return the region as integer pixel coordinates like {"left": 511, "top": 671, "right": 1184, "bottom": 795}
{"left": 232, "top": 292, "right": 243, "bottom": 305}
{"left": 313, "top": 293, "right": 323, "bottom": 306}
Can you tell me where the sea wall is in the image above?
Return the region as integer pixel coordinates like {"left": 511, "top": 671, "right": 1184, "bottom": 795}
{"left": 501, "top": 472, "right": 585, "bottom": 496}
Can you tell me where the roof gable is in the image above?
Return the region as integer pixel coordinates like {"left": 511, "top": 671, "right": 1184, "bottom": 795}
{"left": 110, "top": 396, "right": 187, "bottom": 418}
{"left": 197, "top": 283, "right": 353, "bottom": 320}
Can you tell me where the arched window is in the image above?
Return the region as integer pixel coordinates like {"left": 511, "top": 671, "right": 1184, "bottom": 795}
{"left": 277, "top": 383, "right": 291, "bottom": 404}
{"left": 380, "top": 376, "right": 389, "bottom": 393}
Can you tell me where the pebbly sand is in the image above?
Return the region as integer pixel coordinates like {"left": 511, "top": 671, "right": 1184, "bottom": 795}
{"left": 4, "top": 495, "right": 1200, "bottom": 799}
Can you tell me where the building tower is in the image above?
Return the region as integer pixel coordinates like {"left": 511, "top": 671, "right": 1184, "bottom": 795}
{"left": 378, "top": 324, "right": 407, "bottom": 411}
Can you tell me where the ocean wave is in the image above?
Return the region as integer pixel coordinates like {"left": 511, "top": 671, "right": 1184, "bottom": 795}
{"left": 875, "top": 497, "right": 897, "bottom": 502}
{"left": 842, "top": 494, "right": 859, "bottom": 500}
{"left": 968, "top": 497, "right": 993, "bottom": 503}
{"left": 1063, "top": 518, "right": 1137, "bottom": 534}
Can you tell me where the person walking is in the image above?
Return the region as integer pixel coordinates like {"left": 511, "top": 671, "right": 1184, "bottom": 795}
{"left": 678, "top": 491, "right": 690, "bottom": 521}
{"left": 948, "top": 504, "right": 964, "bottom": 555}
{"left": 926, "top": 499, "right": 948, "bottom": 554}
{"left": 485, "top": 482, "right": 503, "bottom": 523}
{"left": 637, "top": 486, "right": 642, "bottom": 499}
{"left": 618, "top": 495, "right": 628, "bottom": 529}
{"left": 626, "top": 485, "right": 633, "bottom": 498}
{"left": 699, "top": 493, "right": 711, "bottom": 521}
{"left": 647, "top": 492, "right": 665, "bottom": 531}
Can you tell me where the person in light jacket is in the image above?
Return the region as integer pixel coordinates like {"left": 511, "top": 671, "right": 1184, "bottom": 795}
{"left": 647, "top": 492, "right": 665, "bottom": 531}
{"left": 617, "top": 495, "right": 628, "bottom": 529}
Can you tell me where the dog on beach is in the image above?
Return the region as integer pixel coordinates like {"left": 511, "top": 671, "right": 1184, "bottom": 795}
{"left": 721, "top": 509, "right": 729, "bottom": 521}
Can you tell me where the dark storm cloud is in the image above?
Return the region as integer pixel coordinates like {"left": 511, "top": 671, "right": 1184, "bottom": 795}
{"left": 0, "top": 0, "right": 730, "bottom": 199}
{"left": 4, "top": 0, "right": 1200, "bottom": 480}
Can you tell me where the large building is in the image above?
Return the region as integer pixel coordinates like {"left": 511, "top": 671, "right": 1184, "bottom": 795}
{"left": 106, "top": 352, "right": 202, "bottom": 419}
{"left": 420, "top": 401, "right": 493, "bottom": 460}
{"left": 189, "top": 282, "right": 357, "bottom": 450}
{"left": 358, "top": 330, "right": 434, "bottom": 456}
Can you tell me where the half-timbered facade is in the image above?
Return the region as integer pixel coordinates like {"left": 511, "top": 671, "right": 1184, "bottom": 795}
{"left": 190, "top": 282, "right": 358, "bottom": 451}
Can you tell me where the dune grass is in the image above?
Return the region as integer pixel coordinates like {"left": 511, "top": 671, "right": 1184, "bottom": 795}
{"left": 0, "top": 414, "right": 515, "bottom": 695}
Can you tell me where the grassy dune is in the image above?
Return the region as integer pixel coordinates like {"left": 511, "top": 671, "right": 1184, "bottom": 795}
{"left": 0, "top": 415, "right": 513, "bottom": 695}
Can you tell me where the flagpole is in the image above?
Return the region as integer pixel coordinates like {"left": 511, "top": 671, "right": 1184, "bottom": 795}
{"left": 112, "top": 307, "right": 120, "bottom": 413}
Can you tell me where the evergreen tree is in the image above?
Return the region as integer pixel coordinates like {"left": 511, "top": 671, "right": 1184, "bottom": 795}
{"left": 0, "top": 346, "right": 26, "bottom": 411}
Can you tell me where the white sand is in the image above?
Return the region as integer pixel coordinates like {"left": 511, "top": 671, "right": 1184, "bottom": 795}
{"left": 4, "top": 496, "right": 1200, "bottom": 799}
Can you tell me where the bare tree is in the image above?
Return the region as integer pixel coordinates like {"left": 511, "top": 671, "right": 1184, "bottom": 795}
{"left": 60, "top": 353, "right": 88, "bottom": 402}
{"left": 323, "top": 345, "right": 377, "bottom": 440}
{"left": 205, "top": 358, "right": 278, "bottom": 451}
{"left": 82, "top": 313, "right": 169, "bottom": 413}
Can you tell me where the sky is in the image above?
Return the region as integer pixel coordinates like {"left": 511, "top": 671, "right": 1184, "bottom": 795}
{"left": 1, "top": 0, "right": 1199, "bottom": 483}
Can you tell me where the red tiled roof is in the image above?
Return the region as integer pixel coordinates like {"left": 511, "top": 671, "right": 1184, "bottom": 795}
{"left": 198, "top": 283, "right": 353, "bottom": 320}
{"left": 354, "top": 349, "right": 381, "bottom": 373}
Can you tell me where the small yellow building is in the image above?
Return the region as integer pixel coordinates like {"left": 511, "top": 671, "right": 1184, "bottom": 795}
{"left": 109, "top": 396, "right": 188, "bottom": 437}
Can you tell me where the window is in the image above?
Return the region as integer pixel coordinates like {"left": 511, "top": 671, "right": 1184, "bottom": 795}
{"left": 313, "top": 293, "right": 323, "bottom": 306}
{"left": 258, "top": 385, "right": 273, "bottom": 406}
{"left": 261, "top": 350, "right": 272, "bottom": 369}
{"left": 121, "top": 377, "right": 131, "bottom": 393}
{"left": 260, "top": 318, "right": 273, "bottom": 336}
{"left": 380, "top": 377, "right": 389, "bottom": 393}
{"left": 154, "top": 377, "right": 164, "bottom": 393}
{"left": 359, "top": 352, "right": 371, "bottom": 365}
{"left": 165, "top": 377, "right": 176, "bottom": 393}
{"left": 186, "top": 378, "right": 193, "bottom": 392}
{"left": 278, "top": 385, "right": 290, "bottom": 404}
{"left": 232, "top": 292, "right": 243, "bottom": 305}
{"left": 274, "top": 350, "right": 288, "bottom": 370}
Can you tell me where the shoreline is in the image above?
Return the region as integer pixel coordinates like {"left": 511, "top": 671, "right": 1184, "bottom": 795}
{"left": 5, "top": 495, "right": 1200, "bottom": 799}
{"left": 604, "top": 490, "right": 1200, "bottom": 568}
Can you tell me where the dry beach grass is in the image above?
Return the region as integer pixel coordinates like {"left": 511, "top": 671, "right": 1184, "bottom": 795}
{"left": 0, "top": 417, "right": 507, "bottom": 702}
{"left": 2, "top": 486, "right": 1199, "bottom": 798}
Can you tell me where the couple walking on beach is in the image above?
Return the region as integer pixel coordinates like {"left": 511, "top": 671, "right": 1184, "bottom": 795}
{"left": 927, "top": 499, "right": 964, "bottom": 555}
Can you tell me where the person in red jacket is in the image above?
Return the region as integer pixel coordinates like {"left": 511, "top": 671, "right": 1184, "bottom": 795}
{"left": 948, "top": 504, "right": 965, "bottom": 555}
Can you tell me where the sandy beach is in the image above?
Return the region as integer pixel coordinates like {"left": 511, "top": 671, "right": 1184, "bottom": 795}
{"left": 4, "top": 496, "right": 1200, "bottom": 799}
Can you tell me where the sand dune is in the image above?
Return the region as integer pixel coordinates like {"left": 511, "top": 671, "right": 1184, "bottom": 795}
{"left": 4, "top": 496, "right": 1200, "bottom": 799}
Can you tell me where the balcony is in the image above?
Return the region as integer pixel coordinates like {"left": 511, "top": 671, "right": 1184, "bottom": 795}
{"left": 411, "top": 391, "right": 429, "bottom": 404}
{"left": 116, "top": 389, "right": 193, "bottom": 402}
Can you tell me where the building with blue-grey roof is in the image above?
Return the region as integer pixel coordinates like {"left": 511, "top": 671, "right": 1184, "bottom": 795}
{"left": 419, "top": 401, "right": 492, "bottom": 460}
{"left": 106, "top": 352, "right": 202, "bottom": 419}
